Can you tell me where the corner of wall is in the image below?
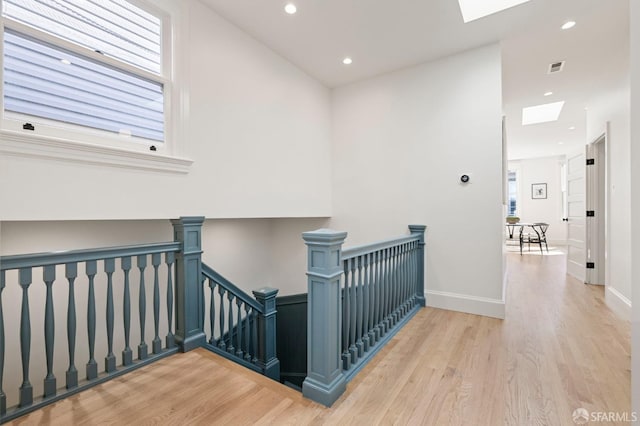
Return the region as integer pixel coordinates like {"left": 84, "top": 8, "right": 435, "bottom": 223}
{"left": 605, "top": 285, "right": 632, "bottom": 321}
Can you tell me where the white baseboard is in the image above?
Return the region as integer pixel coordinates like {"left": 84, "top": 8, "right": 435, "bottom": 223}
{"left": 425, "top": 290, "right": 505, "bottom": 319}
{"left": 605, "top": 286, "right": 631, "bottom": 321}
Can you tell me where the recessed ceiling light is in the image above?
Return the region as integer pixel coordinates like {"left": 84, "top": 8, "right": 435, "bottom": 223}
{"left": 522, "top": 101, "right": 565, "bottom": 125}
{"left": 284, "top": 3, "right": 297, "bottom": 14}
{"left": 544, "top": 91, "right": 553, "bottom": 97}
{"left": 568, "top": 126, "right": 576, "bottom": 130}
{"left": 342, "top": 57, "right": 353, "bottom": 65}
{"left": 561, "top": 21, "right": 576, "bottom": 30}
{"left": 60, "top": 58, "right": 71, "bottom": 65}
{"left": 457, "top": 0, "right": 530, "bottom": 23}
{"left": 558, "top": 141, "right": 564, "bottom": 145}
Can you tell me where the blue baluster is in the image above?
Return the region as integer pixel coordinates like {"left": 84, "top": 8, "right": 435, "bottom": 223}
{"left": 227, "top": 293, "right": 235, "bottom": 354}
{"left": 378, "top": 249, "right": 385, "bottom": 334}
{"left": 235, "top": 298, "right": 243, "bottom": 358}
{"left": 403, "top": 244, "right": 409, "bottom": 308}
{"left": 399, "top": 244, "right": 406, "bottom": 316}
{"left": 362, "top": 254, "right": 370, "bottom": 352}
{"left": 43, "top": 265, "right": 57, "bottom": 397}
{"left": 152, "top": 253, "right": 162, "bottom": 354}
{"left": 200, "top": 277, "right": 206, "bottom": 335}
{"left": 349, "top": 258, "right": 357, "bottom": 363}
{"left": 342, "top": 258, "right": 351, "bottom": 370}
{"left": 86, "top": 260, "right": 99, "bottom": 379}
{"left": 251, "top": 309, "right": 258, "bottom": 364}
{"left": 416, "top": 240, "right": 421, "bottom": 304}
{"left": 404, "top": 244, "right": 410, "bottom": 309}
{"left": 104, "top": 258, "right": 116, "bottom": 373}
{"left": 208, "top": 279, "right": 216, "bottom": 344}
{"left": 415, "top": 241, "right": 420, "bottom": 304}
{"left": 403, "top": 244, "right": 409, "bottom": 311}
{"left": 379, "top": 249, "right": 386, "bottom": 333}
{"left": 243, "top": 304, "right": 251, "bottom": 361}
{"left": 402, "top": 244, "right": 409, "bottom": 312}
{"left": 0, "top": 271, "right": 5, "bottom": 415}
{"left": 373, "top": 251, "right": 381, "bottom": 339}
{"left": 399, "top": 245, "right": 404, "bottom": 314}
{"left": 218, "top": 287, "right": 226, "bottom": 349}
{"left": 65, "top": 263, "right": 78, "bottom": 389}
{"left": 121, "top": 256, "right": 133, "bottom": 365}
{"left": 390, "top": 246, "right": 398, "bottom": 325}
{"left": 165, "top": 252, "right": 175, "bottom": 348}
{"left": 19, "top": 268, "right": 33, "bottom": 406}
{"left": 401, "top": 244, "right": 408, "bottom": 311}
{"left": 355, "top": 256, "right": 364, "bottom": 358}
{"left": 407, "top": 243, "right": 413, "bottom": 309}
{"left": 384, "top": 248, "right": 391, "bottom": 330}
{"left": 398, "top": 245, "right": 404, "bottom": 318}
{"left": 137, "top": 255, "right": 148, "bottom": 360}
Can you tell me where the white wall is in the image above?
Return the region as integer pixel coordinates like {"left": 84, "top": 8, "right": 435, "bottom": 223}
{"left": 586, "top": 85, "right": 632, "bottom": 316}
{"left": 508, "top": 156, "right": 567, "bottom": 244}
{"left": 330, "top": 44, "right": 505, "bottom": 318}
{"left": 629, "top": 0, "right": 640, "bottom": 415}
{"left": 0, "top": 0, "right": 332, "bottom": 221}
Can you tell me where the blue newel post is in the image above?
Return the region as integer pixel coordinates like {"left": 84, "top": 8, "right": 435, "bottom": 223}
{"left": 408, "top": 225, "right": 426, "bottom": 307}
{"left": 302, "top": 229, "right": 347, "bottom": 407}
{"left": 171, "top": 216, "right": 206, "bottom": 352}
{"left": 252, "top": 287, "right": 280, "bottom": 380}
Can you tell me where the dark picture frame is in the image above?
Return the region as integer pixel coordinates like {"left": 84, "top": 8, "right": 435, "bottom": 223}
{"left": 531, "top": 183, "right": 547, "bottom": 199}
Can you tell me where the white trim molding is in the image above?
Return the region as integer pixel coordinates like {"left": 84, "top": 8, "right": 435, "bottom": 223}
{"left": 426, "top": 290, "right": 505, "bottom": 319}
{"left": 605, "top": 286, "right": 631, "bottom": 321}
{"left": 0, "top": 130, "right": 193, "bottom": 173}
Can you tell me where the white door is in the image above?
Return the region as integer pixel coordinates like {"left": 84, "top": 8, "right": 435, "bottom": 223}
{"left": 566, "top": 150, "right": 586, "bottom": 282}
{"left": 585, "top": 134, "right": 607, "bottom": 285}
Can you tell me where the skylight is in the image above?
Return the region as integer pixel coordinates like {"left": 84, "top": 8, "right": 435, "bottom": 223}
{"left": 522, "top": 101, "right": 565, "bottom": 125}
{"left": 457, "top": 0, "right": 530, "bottom": 23}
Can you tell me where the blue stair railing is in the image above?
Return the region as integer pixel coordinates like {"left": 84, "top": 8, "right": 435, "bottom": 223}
{"left": 301, "top": 225, "right": 426, "bottom": 406}
{"left": 201, "top": 264, "right": 279, "bottom": 380}
{"left": 0, "top": 216, "right": 279, "bottom": 422}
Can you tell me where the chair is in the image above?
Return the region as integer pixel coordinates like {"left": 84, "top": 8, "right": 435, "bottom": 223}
{"left": 520, "top": 223, "right": 549, "bottom": 254}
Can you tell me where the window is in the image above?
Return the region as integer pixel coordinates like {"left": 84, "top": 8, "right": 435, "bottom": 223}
{"left": 507, "top": 170, "right": 518, "bottom": 216}
{"left": 1, "top": 0, "right": 169, "bottom": 148}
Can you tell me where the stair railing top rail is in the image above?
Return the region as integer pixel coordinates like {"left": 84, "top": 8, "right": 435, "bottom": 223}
{"left": 0, "top": 242, "right": 181, "bottom": 270}
{"left": 201, "top": 263, "right": 263, "bottom": 314}
{"left": 341, "top": 234, "right": 420, "bottom": 261}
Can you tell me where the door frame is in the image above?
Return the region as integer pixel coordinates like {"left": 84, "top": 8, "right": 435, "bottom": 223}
{"left": 585, "top": 124, "right": 609, "bottom": 286}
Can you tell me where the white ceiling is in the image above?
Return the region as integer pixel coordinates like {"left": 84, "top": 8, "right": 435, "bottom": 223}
{"left": 200, "top": 0, "right": 630, "bottom": 160}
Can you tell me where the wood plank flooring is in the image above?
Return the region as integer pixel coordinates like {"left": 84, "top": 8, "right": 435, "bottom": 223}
{"left": 7, "top": 252, "right": 630, "bottom": 425}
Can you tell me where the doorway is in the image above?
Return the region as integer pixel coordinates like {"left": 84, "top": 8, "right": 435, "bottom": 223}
{"left": 585, "top": 131, "right": 607, "bottom": 285}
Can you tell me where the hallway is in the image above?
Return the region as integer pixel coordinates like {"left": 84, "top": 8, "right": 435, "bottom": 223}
{"left": 8, "top": 252, "right": 630, "bottom": 425}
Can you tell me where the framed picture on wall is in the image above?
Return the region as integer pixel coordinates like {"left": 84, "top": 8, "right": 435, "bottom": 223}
{"left": 531, "top": 183, "right": 547, "bottom": 199}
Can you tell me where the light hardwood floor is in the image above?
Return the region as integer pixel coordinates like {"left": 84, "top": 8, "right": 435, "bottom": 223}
{"left": 8, "top": 252, "right": 630, "bottom": 425}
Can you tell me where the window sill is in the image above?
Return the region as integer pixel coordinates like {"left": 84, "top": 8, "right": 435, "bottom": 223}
{"left": 0, "top": 130, "right": 193, "bottom": 173}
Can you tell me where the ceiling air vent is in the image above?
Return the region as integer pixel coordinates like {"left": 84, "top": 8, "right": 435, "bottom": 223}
{"left": 548, "top": 61, "right": 565, "bottom": 74}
